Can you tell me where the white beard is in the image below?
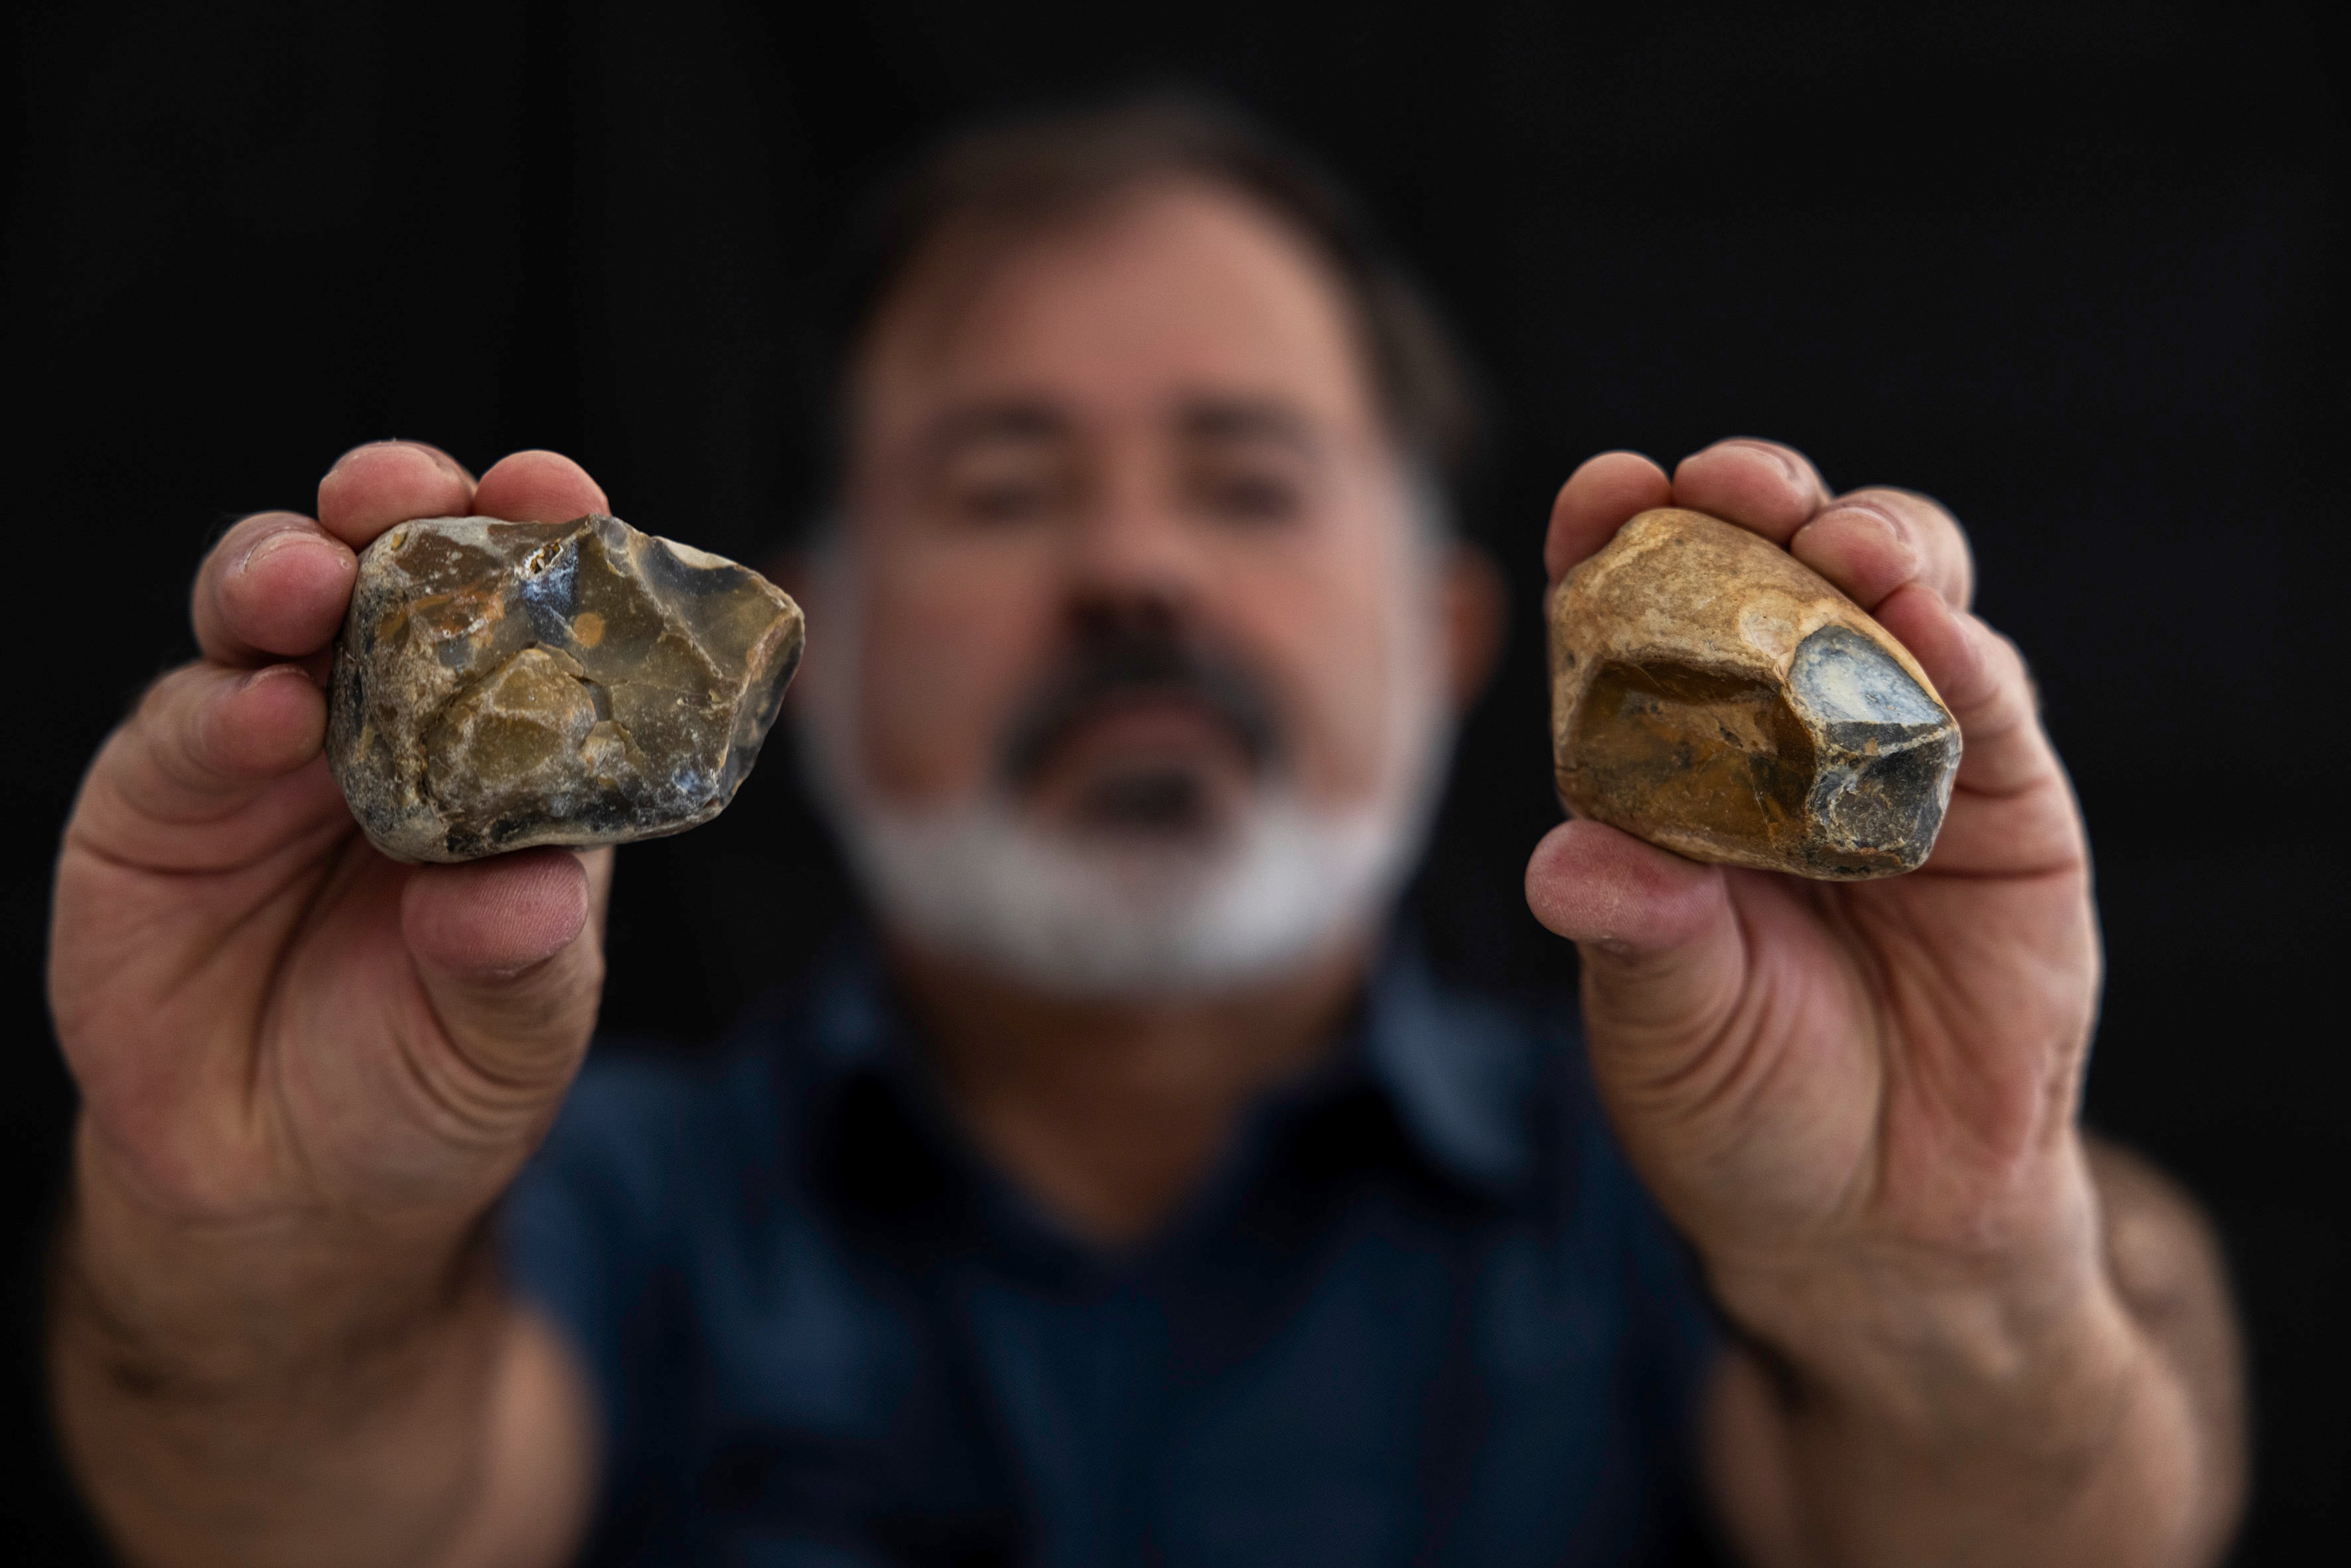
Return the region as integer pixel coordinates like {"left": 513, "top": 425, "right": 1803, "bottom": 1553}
{"left": 798, "top": 537, "right": 1453, "bottom": 1001}
{"left": 809, "top": 775, "right": 1435, "bottom": 998}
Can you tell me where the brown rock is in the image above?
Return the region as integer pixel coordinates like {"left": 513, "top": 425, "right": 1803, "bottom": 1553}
{"left": 327, "top": 514, "right": 804, "bottom": 863}
{"left": 1549, "top": 508, "right": 1959, "bottom": 879}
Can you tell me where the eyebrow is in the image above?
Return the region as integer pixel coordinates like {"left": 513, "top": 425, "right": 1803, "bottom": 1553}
{"left": 913, "top": 392, "right": 1322, "bottom": 465}
{"left": 1178, "top": 395, "right": 1319, "bottom": 458}
{"left": 919, "top": 399, "right": 1073, "bottom": 464}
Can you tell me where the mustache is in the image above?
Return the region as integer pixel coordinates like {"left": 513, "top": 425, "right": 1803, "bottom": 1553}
{"left": 997, "top": 624, "right": 1283, "bottom": 789}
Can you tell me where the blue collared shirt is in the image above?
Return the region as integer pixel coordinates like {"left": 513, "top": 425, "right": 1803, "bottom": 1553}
{"left": 506, "top": 940, "right": 1722, "bottom": 1566}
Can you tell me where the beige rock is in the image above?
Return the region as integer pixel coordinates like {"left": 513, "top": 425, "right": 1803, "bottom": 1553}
{"left": 328, "top": 514, "right": 803, "bottom": 863}
{"left": 1548, "top": 508, "right": 1959, "bottom": 879}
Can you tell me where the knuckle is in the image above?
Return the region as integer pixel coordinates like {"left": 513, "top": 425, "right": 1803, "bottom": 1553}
{"left": 1970, "top": 624, "right": 2039, "bottom": 715}
{"left": 169, "top": 686, "right": 229, "bottom": 779}
{"left": 1988, "top": 624, "right": 2029, "bottom": 674}
{"left": 194, "top": 516, "right": 307, "bottom": 628}
{"left": 1802, "top": 500, "right": 1918, "bottom": 585}
{"left": 1849, "top": 485, "right": 1941, "bottom": 533}
{"left": 1851, "top": 496, "right": 1921, "bottom": 551}
{"left": 148, "top": 669, "right": 258, "bottom": 788}
{"left": 2002, "top": 639, "right": 2044, "bottom": 708}
{"left": 1855, "top": 485, "right": 1974, "bottom": 597}
{"left": 128, "top": 664, "right": 202, "bottom": 730}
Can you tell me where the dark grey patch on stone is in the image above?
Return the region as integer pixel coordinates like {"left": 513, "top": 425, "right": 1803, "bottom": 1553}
{"left": 1790, "top": 626, "right": 1959, "bottom": 869}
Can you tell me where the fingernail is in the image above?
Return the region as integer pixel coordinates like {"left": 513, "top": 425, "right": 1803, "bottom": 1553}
{"left": 378, "top": 439, "right": 473, "bottom": 484}
{"left": 328, "top": 439, "right": 396, "bottom": 472}
{"left": 239, "top": 663, "right": 301, "bottom": 691}
{"left": 1838, "top": 502, "right": 1917, "bottom": 567}
{"left": 1745, "top": 441, "right": 1792, "bottom": 475}
{"left": 240, "top": 530, "right": 330, "bottom": 576}
{"left": 413, "top": 443, "right": 472, "bottom": 481}
{"left": 328, "top": 437, "right": 457, "bottom": 476}
{"left": 1708, "top": 438, "right": 1793, "bottom": 483}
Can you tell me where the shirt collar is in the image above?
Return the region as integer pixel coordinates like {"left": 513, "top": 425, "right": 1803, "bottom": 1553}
{"left": 793, "top": 929, "right": 1544, "bottom": 1203}
{"left": 1355, "top": 934, "right": 1540, "bottom": 1195}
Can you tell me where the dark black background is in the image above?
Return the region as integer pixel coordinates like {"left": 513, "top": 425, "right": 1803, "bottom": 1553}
{"left": 3, "top": 1, "right": 2343, "bottom": 1560}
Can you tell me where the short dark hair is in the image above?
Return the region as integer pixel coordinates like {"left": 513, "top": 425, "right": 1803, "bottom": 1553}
{"left": 806, "top": 93, "right": 1483, "bottom": 519}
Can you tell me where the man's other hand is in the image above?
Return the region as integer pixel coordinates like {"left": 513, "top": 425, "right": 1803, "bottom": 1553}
{"left": 1526, "top": 441, "right": 2243, "bottom": 1567}
{"left": 48, "top": 443, "right": 608, "bottom": 1568}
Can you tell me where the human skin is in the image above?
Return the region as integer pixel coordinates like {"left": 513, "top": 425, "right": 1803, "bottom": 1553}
{"left": 1529, "top": 446, "right": 2245, "bottom": 1565}
{"left": 47, "top": 182, "right": 2240, "bottom": 1566}
{"left": 46, "top": 445, "right": 612, "bottom": 1568}
{"left": 801, "top": 182, "right": 1498, "bottom": 1234}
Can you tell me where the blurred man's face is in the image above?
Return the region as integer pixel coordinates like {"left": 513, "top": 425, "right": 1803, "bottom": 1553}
{"left": 803, "top": 178, "right": 1459, "bottom": 993}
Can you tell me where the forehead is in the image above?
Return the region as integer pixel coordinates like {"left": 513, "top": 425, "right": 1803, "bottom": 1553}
{"left": 852, "top": 179, "right": 1383, "bottom": 443}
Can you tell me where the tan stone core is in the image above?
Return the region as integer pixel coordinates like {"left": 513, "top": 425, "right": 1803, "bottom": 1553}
{"left": 1548, "top": 508, "right": 1960, "bottom": 879}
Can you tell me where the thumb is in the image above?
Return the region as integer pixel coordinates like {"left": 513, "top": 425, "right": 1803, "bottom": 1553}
{"left": 1525, "top": 820, "right": 1746, "bottom": 1076}
{"left": 399, "top": 849, "right": 608, "bottom": 1099}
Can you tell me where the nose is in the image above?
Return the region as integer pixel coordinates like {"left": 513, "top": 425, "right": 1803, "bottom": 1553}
{"left": 1060, "top": 459, "right": 1207, "bottom": 642}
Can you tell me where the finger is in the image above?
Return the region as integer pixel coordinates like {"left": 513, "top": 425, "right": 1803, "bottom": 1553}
{"left": 191, "top": 512, "right": 358, "bottom": 666}
{"left": 120, "top": 664, "right": 327, "bottom": 808}
{"left": 402, "top": 849, "right": 605, "bottom": 1090}
{"left": 403, "top": 850, "right": 593, "bottom": 981}
{"left": 316, "top": 441, "right": 476, "bottom": 548}
{"left": 580, "top": 845, "right": 614, "bottom": 930}
{"left": 1525, "top": 818, "right": 1745, "bottom": 1036}
{"left": 1871, "top": 586, "right": 2056, "bottom": 802}
{"left": 78, "top": 663, "right": 332, "bottom": 855}
{"left": 1528, "top": 817, "right": 1728, "bottom": 954}
{"left": 1546, "top": 451, "right": 1672, "bottom": 583}
{"left": 471, "top": 451, "right": 610, "bottom": 524}
{"left": 1787, "top": 486, "right": 1975, "bottom": 612}
{"left": 1670, "top": 439, "right": 1834, "bottom": 543}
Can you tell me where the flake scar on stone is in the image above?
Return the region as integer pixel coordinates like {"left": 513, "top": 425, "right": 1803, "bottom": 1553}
{"left": 1548, "top": 508, "right": 1960, "bottom": 879}
{"left": 327, "top": 514, "right": 805, "bottom": 863}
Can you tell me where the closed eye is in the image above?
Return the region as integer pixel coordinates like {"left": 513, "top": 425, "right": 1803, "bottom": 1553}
{"left": 954, "top": 475, "right": 1062, "bottom": 525}
{"left": 1193, "top": 466, "right": 1306, "bottom": 526}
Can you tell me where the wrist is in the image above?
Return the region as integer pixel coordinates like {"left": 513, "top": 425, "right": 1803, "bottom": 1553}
{"left": 1724, "top": 1249, "right": 2140, "bottom": 1442}
{"left": 56, "top": 1119, "right": 499, "bottom": 1403}
{"left": 1701, "top": 1153, "right": 2147, "bottom": 1457}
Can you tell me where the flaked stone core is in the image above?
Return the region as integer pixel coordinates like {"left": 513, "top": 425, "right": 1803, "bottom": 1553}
{"left": 327, "top": 514, "right": 804, "bottom": 863}
{"left": 1549, "top": 509, "right": 1959, "bottom": 879}
{"left": 1571, "top": 660, "right": 1815, "bottom": 851}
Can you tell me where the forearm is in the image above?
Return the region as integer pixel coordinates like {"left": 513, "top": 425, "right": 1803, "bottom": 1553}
{"left": 1703, "top": 1138, "right": 2245, "bottom": 1568}
{"left": 48, "top": 1129, "right": 588, "bottom": 1568}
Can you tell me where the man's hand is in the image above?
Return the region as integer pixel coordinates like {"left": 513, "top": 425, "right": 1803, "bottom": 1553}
{"left": 1526, "top": 441, "right": 2243, "bottom": 1567}
{"left": 48, "top": 443, "right": 608, "bottom": 1568}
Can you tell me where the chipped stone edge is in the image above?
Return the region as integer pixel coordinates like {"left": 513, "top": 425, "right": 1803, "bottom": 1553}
{"left": 327, "top": 514, "right": 805, "bottom": 865}
{"left": 1544, "top": 508, "right": 1961, "bottom": 881}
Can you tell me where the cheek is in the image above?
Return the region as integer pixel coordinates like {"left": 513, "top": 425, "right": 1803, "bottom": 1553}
{"left": 1223, "top": 532, "right": 1415, "bottom": 806}
{"left": 853, "top": 549, "right": 1055, "bottom": 802}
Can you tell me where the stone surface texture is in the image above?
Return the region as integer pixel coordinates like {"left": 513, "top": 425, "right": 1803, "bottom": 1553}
{"left": 328, "top": 514, "right": 804, "bottom": 863}
{"left": 1549, "top": 508, "right": 1960, "bottom": 879}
